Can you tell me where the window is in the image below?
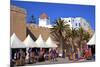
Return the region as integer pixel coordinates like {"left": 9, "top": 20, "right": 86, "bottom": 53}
{"left": 76, "top": 23, "right": 77, "bottom": 26}
{"left": 79, "top": 23, "right": 81, "bottom": 27}
{"left": 69, "top": 20, "right": 70, "bottom": 22}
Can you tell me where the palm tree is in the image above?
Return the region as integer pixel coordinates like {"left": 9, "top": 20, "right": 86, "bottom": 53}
{"left": 83, "top": 32, "right": 90, "bottom": 42}
{"left": 29, "top": 15, "right": 36, "bottom": 24}
{"left": 70, "top": 28, "right": 78, "bottom": 52}
{"left": 50, "top": 18, "right": 70, "bottom": 54}
{"left": 78, "top": 27, "right": 85, "bottom": 50}
{"left": 64, "top": 27, "right": 72, "bottom": 54}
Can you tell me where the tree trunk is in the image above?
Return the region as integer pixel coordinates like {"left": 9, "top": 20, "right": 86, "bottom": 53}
{"left": 72, "top": 38, "right": 75, "bottom": 53}
{"left": 79, "top": 37, "right": 82, "bottom": 51}
{"left": 59, "top": 31, "right": 64, "bottom": 56}
{"left": 59, "top": 36, "right": 63, "bottom": 54}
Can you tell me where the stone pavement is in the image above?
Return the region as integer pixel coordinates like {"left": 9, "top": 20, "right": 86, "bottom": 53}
{"left": 25, "top": 57, "right": 95, "bottom": 66}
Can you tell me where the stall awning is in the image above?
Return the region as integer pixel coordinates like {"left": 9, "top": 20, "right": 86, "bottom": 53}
{"left": 11, "top": 33, "right": 26, "bottom": 48}
{"left": 35, "top": 34, "right": 48, "bottom": 48}
{"left": 23, "top": 35, "right": 38, "bottom": 48}
{"left": 87, "top": 33, "right": 95, "bottom": 45}
{"left": 46, "top": 37, "right": 58, "bottom": 48}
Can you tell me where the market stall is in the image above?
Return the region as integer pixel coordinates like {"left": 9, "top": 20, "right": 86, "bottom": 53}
{"left": 23, "top": 35, "right": 38, "bottom": 63}
{"left": 11, "top": 33, "right": 26, "bottom": 66}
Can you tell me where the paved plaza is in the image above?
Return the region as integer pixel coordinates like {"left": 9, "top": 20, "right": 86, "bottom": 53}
{"left": 25, "top": 57, "right": 95, "bottom": 66}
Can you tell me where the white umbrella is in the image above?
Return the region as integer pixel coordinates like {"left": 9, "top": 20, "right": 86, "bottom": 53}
{"left": 35, "top": 34, "right": 48, "bottom": 48}
{"left": 11, "top": 33, "right": 26, "bottom": 48}
{"left": 87, "top": 33, "right": 95, "bottom": 45}
{"left": 46, "top": 37, "right": 58, "bottom": 48}
{"left": 23, "top": 35, "right": 38, "bottom": 48}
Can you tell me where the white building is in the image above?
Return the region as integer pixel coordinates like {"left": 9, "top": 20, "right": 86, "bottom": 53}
{"left": 61, "top": 17, "right": 74, "bottom": 29}
{"left": 39, "top": 13, "right": 52, "bottom": 28}
{"left": 61, "top": 17, "right": 91, "bottom": 31}
{"left": 38, "top": 13, "right": 91, "bottom": 31}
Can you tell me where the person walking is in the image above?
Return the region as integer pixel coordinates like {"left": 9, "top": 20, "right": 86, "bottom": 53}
{"left": 39, "top": 49, "right": 45, "bottom": 62}
{"left": 50, "top": 48, "right": 54, "bottom": 61}
{"left": 53, "top": 49, "right": 57, "bottom": 61}
{"left": 62, "top": 50, "right": 65, "bottom": 58}
{"left": 77, "top": 48, "right": 81, "bottom": 60}
{"left": 15, "top": 50, "right": 20, "bottom": 66}
{"left": 28, "top": 48, "right": 32, "bottom": 64}
{"left": 19, "top": 49, "right": 25, "bottom": 65}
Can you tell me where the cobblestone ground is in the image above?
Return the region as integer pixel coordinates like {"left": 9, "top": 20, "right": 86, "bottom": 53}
{"left": 25, "top": 57, "right": 95, "bottom": 66}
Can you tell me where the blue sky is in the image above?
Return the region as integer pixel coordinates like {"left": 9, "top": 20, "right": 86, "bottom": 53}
{"left": 11, "top": 0, "right": 95, "bottom": 30}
